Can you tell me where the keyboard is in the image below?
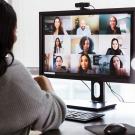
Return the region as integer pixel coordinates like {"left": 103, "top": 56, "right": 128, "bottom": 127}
{"left": 65, "top": 108, "right": 104, "bottom": 122}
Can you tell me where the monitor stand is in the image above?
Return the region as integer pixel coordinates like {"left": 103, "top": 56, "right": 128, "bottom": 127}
{"left": 66, "top": 3, "right": 116, "bottom": 112}
{"left": 66, "top": 81, "right": 116, "bottom": 112}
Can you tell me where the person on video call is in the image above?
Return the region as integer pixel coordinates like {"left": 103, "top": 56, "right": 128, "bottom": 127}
{"left": 54, "top": 56, "right": 68, "bottom": 72}
{"left": 78, "top": 54, "right": 95, "bottom": 74}
{"left": 0, "top": 1, "right": 66, "bottom": 134}
{"left": 106, "top": 16, "right": 121, "bottom": 34}
{"left": 53, "top": 16, "right": 68, "bottom": 35}
{"left": 76, "top": 19, "right": 91, "bottom": 36}
{"left": 106, "top": 38, "right": 123, "bottom": 55}
{"left": 79, "top": 36, "right": 95, "bottom": 55}
{"left": 110, "top": 55, "right": 128, "bottom": 76}
{"left": 54, "top": 37, "right": 63, "bottom": 53}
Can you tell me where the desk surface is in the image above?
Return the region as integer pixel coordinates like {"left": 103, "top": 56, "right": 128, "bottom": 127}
{"left": 43, "top": 103, "right": 135, "bottom": 135}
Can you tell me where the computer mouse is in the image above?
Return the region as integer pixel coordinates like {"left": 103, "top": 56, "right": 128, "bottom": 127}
{"left": 104, "top": 123, "right": 127, "bottom": 135}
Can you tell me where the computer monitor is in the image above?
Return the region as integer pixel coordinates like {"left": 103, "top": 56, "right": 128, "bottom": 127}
{"left": 39, "top": 7, "right": 135, "bottom": 111}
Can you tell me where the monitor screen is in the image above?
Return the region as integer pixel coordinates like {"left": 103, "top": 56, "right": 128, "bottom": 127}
{"left": 39, "top": 7, "right": 135, "bottom": 83}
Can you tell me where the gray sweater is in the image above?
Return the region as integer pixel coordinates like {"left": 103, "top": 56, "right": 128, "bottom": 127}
{"left": 0, "top": 59, "right": 66, "bottom": 135}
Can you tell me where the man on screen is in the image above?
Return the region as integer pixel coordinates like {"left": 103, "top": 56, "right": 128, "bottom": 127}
{"left": 76, "top": 19, "right": 91, "bottom": 36}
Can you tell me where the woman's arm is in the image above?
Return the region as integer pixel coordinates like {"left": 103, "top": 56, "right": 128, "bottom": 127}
{"left": 33, "top": 75, "right": 66, "bottom": 132}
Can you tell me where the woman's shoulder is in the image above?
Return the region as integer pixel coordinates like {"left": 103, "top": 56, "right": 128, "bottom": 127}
{"left": 116, "top": 27, "right": 121, "bottom": 34}
{"left": 118, "top": 68, "right": 128, "bottom": 76}
{"left": 6, "top": 59, "right": 32, "bottom": 80}
{"left": 106, "top": 48, "right": 112, "bottom": 51}
{"left": 12, "top": 59, "right": 29, "bottom": 72}
{"left": 106, "top": 26, "right": 112, "bottom": 33}
{"left": 119, "top": 49, "right": 123, "bottom": 55}
{"left": 116, "top": 26, "right": 121, "bottom": 30}
{"left": 90, "top": 51, "right": 96, "bottom": 54}
{"left": 1, "top": 58, "right": 41, "bottom": 95}
{"left": 87, "top": 68, "right": 96, "bottom": 74}
{"left": 5, "top": 59, "right": 43, "bottom": 95}
{"left": 106, "top": 48, "right": 112, "bottom": 54}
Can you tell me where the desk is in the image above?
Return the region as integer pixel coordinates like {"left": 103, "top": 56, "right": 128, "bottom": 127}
{"left": 43, "top": 103, "right": 135, "bottom": 135}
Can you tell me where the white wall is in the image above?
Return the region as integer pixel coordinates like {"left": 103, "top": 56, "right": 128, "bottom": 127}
{"left": 11, "top": 0, "right": 135, "bottom": 67}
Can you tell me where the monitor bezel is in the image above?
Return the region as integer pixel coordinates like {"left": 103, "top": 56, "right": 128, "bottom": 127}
{"left": 39, "top": 7, "right": 135, "bottom": 83}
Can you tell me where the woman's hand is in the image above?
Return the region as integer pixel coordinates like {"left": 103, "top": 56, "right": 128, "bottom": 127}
{"left": 34, "top": 75, "right": 54, "bottom": 92}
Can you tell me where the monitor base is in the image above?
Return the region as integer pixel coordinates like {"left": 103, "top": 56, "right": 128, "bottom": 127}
{"left": 66, "top": 100, "right": 116, "bottom": 112}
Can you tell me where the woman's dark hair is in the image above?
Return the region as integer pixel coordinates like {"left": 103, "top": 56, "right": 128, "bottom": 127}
{"left": 53, "top": 16, "right": 64, "bottom": 35}
{"left": 111, "top": 38, "right": 119, "bottom": 50}
{"left": 78, "top": 54, "right": 92, "bottom": 73}
{"left": 79, "top": 36, "right": 94, "bottom": 54}
{"left": 54, "top": 37, "right": 62, "bottom": 53}
{"left": 110, "top": 55, "right": 123, "bottom": 75}
{"left": 0, "top": 0, "right": 17, "bottom": 76}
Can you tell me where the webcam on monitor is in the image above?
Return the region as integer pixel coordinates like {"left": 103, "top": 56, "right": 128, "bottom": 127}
{"left": 75, "top": 2, "right": 90, "bottom": 10}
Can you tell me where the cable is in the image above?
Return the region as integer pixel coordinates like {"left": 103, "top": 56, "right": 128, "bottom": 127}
{"left": 106, "top": 82, "right": 123, "bottom": 102}
{"left": 89, "top": 4, "right": 95, "bottom": 9}
{"left": 81, "top": 80, "right": 91, "bottom": 92}
{"left": 106, "top": 83, "right": 122, "bottom": 102}
{"left": 106, "top": 82, "right": 125, "bottom": 102}
{"left": 81, "top": 80, "right": 125, "bottom": 102}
